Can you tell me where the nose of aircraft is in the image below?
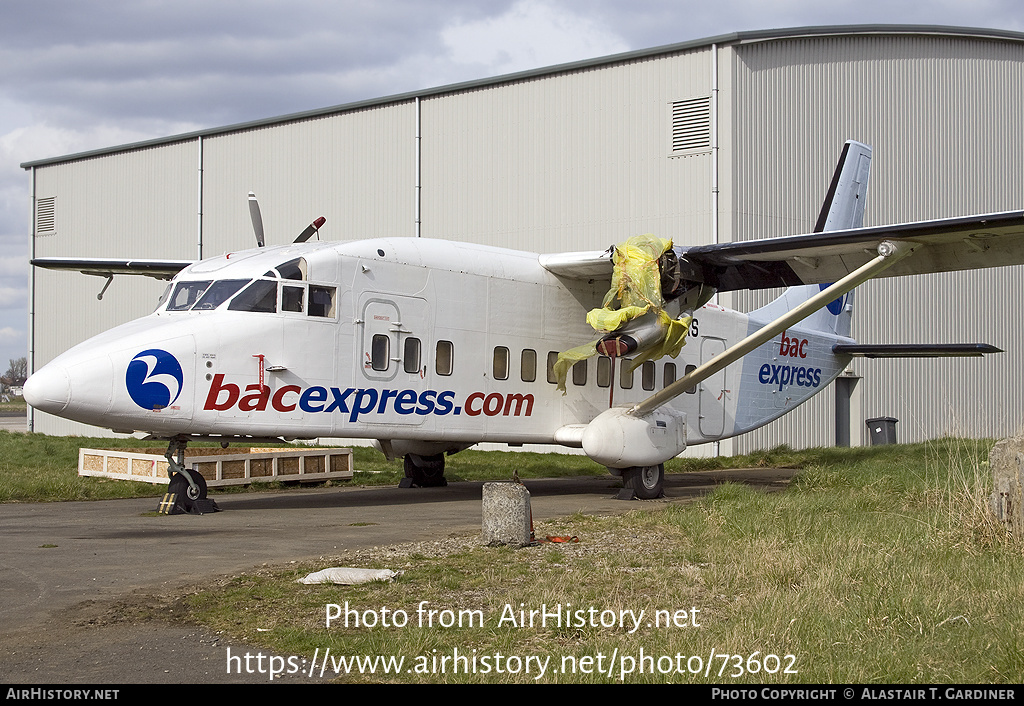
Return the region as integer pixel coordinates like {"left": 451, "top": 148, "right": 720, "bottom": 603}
{"left": 22, "top": 364, "right": 71, "bottom": 415}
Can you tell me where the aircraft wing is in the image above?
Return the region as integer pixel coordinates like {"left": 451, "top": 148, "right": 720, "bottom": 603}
{"left": 31, "top": 257, "right": 193, "bottom": 280}
{"left": 539, "top": 210, "right": 1024, "bottom": 290}
{"left": 680, "top": 210, "right": 1024, "bottom": 291}
{"left": 537, "top": 249, "right": 613, "bottom": 279}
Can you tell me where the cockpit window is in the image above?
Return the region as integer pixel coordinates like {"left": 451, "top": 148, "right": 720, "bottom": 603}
{"left": 277, "top": 258, "right": 306, "bottom": 281}
{"left": 228, "top": 280, "right": 278, "bottom": 313}
{"left": 262, "top": 258, "right": 307, "bottom": 281}
{"left": 166, "top": 281, "right": 212, "bottom": 311}
{"left": 156, "top": 283, "right": 172, "bottom": 311}
{"left": 192, "top": 279, "right": 251, "bottom": 310}
{"left": 282, "top": 285, "right": 304, "bottom": 313}
{"left": 308, "top": 286, "right": 335, "bottom": 317}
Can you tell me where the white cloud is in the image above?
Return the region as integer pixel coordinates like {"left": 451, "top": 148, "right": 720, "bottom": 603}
{"left": 0, "top": 287, "right": 26, "bottom": 310}
{"left": 442, "top": 0, "right": 629, "bottom": 75}
{"left": 0, "top": 256, "right": 26, "bottom": 279}
{"left": 0, "top": 326, "right": 23, "bottom": 343}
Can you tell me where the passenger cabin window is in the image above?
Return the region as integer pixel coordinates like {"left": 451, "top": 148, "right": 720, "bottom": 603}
{"left": 641, "top": 361, "right": 656, "bottom": 391}
{"left": 684, "top": 364, "right": 697, "bottom": 394}
{"left": 404, "top": 338, "right": 421, "bottom": 374}
{"left": 167, "top": 281, "right": 211, "bottom": 311}
{"left": 619, "top": 359, "right": 634, "bottom": 389}
{"left": 597, "top": 356, "right": 612, "bottom": 388}
{"left": 521, "top": 349, "right": 537, "bottom": 382}
{"left": 371, "top": 334, "right": 390, "bottom": 371}
{"left": 572, "top": 360, "right": 587, "bottom": 386}
{"left": 493, "top": 347, "right": 509, "bottom": 380}
{"left": 546, "top": 351, "right": 559, "bottom": 384}
{"left": 228, "top": 280, "right": 278, "bottom": 313}
{"left": 664, "top": 362, "right": 677, "bottom": 388}
{"left": 436, "top": 340, "right": 454, "bottom": 376}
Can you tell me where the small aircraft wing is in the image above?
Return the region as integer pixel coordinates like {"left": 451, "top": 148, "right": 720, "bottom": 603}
{"left": 31, "top": 257, "right": 193, "bottom": 280}
{"left": 832, "top": 343, "right": 1002, "bottom": 358}
{"left": 679, "top": 210, "right": 1024, "bottom": 291}
{"left": 537, "top": 249, "right": 613, "bottom": 280}
{"left": 539, "top": 210, "right": 1024, "bottom": 290}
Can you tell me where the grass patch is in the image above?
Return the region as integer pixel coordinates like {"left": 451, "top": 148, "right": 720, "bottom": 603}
{"left": 0, "top": 431, "right": 610, "bottom": 502}
{"left": 0, "top": 396, "right": 27, "bottom": 413}
{"left": 177, "top": 437, "right": 1023, "bottom": 683}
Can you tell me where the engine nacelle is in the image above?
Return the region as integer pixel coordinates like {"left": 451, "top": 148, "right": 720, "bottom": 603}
{"left": 596, "top": 311, "right": 666, "bottom": 357}
{"left": 581, "top": 406, "right": 687, "bottom": 469}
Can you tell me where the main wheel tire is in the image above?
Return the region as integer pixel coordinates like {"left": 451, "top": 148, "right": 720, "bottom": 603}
{"left": 622, "top": 463, "right": 664, "bottom": 499}
{"left": 167, "top": 470, "right": 208, "bottom": 513}
{"left": 403, "top": 453, "right": 448, "bottom": 487}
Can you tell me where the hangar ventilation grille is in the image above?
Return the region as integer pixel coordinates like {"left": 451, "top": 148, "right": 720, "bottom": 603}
{"left": 670, "top": 97, "right": 711, "bottom": 153}
{"left": 36, "top": 197, "right": 56, "bottom": 236}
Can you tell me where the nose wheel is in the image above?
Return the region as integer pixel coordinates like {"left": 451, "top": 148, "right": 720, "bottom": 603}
{"left": 158, "top": 437, "right": 220, "bottom": 514}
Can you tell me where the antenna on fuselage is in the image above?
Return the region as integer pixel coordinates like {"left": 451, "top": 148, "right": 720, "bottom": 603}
{"left": 248, "top": 191, "right": 266, "bottom": 248}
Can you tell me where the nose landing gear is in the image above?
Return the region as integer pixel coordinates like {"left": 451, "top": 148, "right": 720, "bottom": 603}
{"left": 157, "top": 436, "right": 220, "bottom": 515}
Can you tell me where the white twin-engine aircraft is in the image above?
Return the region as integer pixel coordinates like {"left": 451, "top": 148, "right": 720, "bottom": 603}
{"left": 25, "top": 141, "right": 1024, "bottom": 509}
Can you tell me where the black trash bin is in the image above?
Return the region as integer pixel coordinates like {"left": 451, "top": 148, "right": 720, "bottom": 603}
{"left": 865, "top": 417, "right": 898, "bottom": 445}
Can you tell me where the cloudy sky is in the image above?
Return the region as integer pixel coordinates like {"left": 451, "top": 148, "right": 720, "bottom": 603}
{"left": 2, "top": 0, "right": 1023, "bottom": 372}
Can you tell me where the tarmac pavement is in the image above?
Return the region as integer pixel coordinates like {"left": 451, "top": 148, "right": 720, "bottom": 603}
{"left": 0, "top": 459, "right": 795, "bottom": 683}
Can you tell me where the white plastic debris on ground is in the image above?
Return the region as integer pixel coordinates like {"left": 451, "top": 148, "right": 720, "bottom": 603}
{"left": 297, "top": 567, "right": 401, "bottom": 585}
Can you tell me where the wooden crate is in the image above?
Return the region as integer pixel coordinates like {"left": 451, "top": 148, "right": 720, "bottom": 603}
{"left": 78, "top": 446, "right": 354, "bottom": 486}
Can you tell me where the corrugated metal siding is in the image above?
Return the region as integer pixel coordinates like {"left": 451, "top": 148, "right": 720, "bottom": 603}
{"left": 31, "top": 143, "right": 197, "bottom": 435}
{"left": 201, "top": 103, "right": 416, "bottom": 255}
{"left": 420, "top": 50, "right": 715, "bottom": 254}
{"left": 726, "top": 34, "right": 1024, "bottom": 452}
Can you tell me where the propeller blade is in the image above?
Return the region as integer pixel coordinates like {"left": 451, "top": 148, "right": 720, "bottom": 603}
{"left": 294, "top": 216, "right": 326, "bottom": 244}
{"left": 248, "top": 192, "right": 265, "bottom": 247}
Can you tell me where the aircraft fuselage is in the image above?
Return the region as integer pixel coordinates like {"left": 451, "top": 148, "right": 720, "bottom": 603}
{"left": 26, "top": 236, "right": 852, "bottom": 457}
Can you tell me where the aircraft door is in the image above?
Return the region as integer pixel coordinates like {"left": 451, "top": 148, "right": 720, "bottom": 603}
{"left": 698, "top": 337, "right": 727, "bottom": 438}
{"left": 356, "top": 294, "right": 430, "bottom": 427}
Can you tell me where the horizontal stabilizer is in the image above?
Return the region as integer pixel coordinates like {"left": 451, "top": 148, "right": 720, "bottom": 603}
{"left": 32, "top": 257, "right": 192, "bottom": 280}
{"left": 832, "top": 343, "right": 1002, "bottom": 358}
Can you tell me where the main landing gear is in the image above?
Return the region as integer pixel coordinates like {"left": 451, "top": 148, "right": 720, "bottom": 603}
{"left": 158, "top": 436, "right": 220, "bottom": 515}
{"left": 618, "top": 463, "right": 665, "bottom": 500}
{"left": 401, "top": 453, "right": 448, "bottom": 488}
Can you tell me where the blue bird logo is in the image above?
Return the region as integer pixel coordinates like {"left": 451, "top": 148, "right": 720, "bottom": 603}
{"left": 126, "top": 349, "right": 184, "bottom": 410}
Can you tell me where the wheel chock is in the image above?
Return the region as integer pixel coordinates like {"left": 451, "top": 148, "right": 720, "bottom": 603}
{"left": 157, "top": 492, "right": 185, "bottom": 515}
{"left": 156, "top": 493, "right": 221, "bottom": 515}
{"left": 190, "top": 498, "right": 221, "bottom": 514}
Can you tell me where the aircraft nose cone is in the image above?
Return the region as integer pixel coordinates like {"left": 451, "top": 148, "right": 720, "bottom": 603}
{"left": 23, "top": 365, "right": 71, "bottom": 414}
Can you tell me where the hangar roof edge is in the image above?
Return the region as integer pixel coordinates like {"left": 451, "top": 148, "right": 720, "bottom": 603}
{"left": 21, "top": 23, "right": 1024, "bottom": 170}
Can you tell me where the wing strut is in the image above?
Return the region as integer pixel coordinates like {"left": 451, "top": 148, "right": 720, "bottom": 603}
{"left": 630, "top": 240, "right": 919, "bottom": 417}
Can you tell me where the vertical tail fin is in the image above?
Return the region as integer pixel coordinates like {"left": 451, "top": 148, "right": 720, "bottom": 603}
{"left": 752, "top": 140, "right": 872, "bottom": 337}
{"left": 813, "top": 140, "right": 871, "bottom": 233}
